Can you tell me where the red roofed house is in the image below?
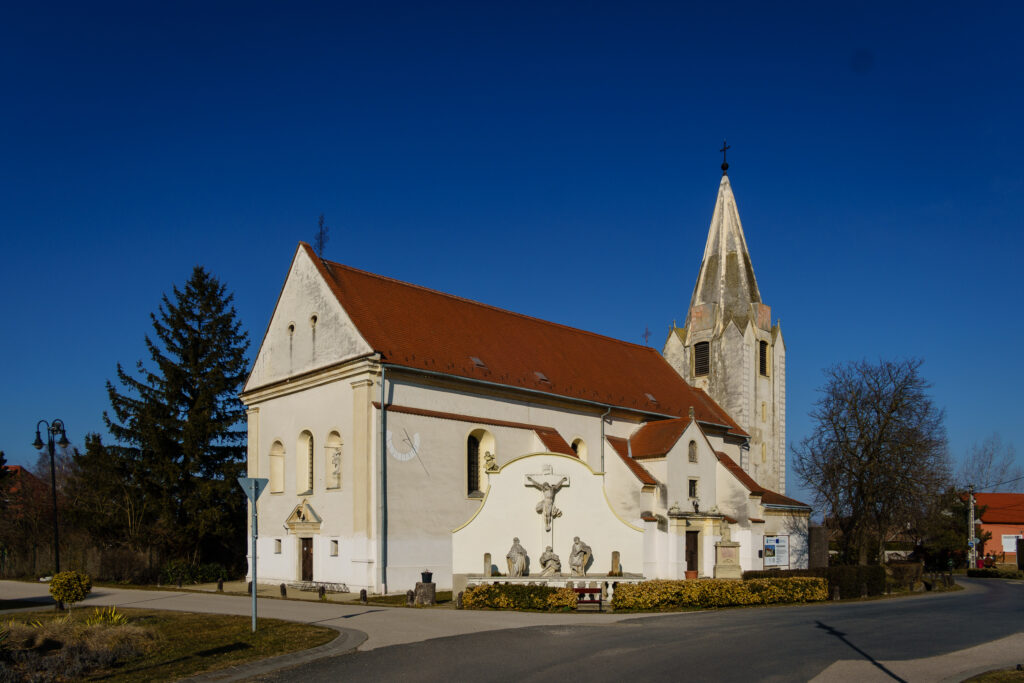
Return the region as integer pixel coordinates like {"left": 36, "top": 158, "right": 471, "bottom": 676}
{"left": 975, "top": 493, "right": 1024, "bottom": 563}
{"left": 241, "top": 168, "right": 810, "bottom": 594}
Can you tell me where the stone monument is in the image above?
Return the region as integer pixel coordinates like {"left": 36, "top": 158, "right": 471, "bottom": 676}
{"left": 539, "top": 546, "right": 561, "bottom": 576}
{"left": 714, "top": 522, "right": 742, "bottom": 579}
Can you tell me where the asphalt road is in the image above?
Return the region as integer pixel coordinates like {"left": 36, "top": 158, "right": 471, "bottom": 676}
{"left": 257, "top": 579, "right": 1024, "bottom": 683}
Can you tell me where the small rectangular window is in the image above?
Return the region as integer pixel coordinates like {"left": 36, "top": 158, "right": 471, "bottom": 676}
{"left": 694, "top": 342, "right": 710, "bottom": 377}
{"left": 759, "top": 341, "right": 769, "bottom": 377}
{"left": 688, "top": 479, "right": 699, "bottom": 499}
{"left": 330, "top": 539, "right": 339, "bottom": 557}
{"left": 274, "top": 539, "right": 282, "bottom": 554}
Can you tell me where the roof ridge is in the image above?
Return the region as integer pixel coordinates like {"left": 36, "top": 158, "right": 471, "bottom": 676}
{"left": 314, "top": 246, "right": 663, "bottom": 354}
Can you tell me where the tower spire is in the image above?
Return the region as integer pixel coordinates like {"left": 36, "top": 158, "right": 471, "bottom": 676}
{"left": 720, "top": 140, "right": 730, "bottom": 176}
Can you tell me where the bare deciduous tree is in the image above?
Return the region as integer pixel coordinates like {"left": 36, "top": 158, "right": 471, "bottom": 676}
{"left": 956, "top": 434, "right": 1022, "bottom": 492}
{"left": 794, "top": 358, "right": 950, "bottom": 565}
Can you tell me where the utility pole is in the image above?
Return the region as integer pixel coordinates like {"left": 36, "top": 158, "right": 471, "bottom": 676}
{"left": 967, "top": 484, "right": 976, "bottom": 568}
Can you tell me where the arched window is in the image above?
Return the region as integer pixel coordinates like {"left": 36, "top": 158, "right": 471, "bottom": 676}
{"left": 571, "top": 438, "right": 587, "bottom": 461}
{"left": 269, "top": 441, "right": 285, "bottom": 493}
{"left": 467, "top": 434, "right": 480, "bottom": 496}
{"left": 694, "top": 342, "right": 710, "bottom": 377}
{"left": 326, "top": 431, "right": 342, "bottom": 490}
{"left": 297, "top": 431, "right": 314, "bottom": 494}
{"left": 688, "top": 440, "right": 698, "bottom": 463}
{"left": 466, "top": 428, "right": 495, "bottom": 498}
{"left": 761, "top": 442, "right": 767, "bottom": 463}
{"left": 759, "top": 340, "right": 770, "bottom": 377}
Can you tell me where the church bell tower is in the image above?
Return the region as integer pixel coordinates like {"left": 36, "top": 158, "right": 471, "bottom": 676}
{"left": 663, "top": 148, "right": 786, "bottom": 492}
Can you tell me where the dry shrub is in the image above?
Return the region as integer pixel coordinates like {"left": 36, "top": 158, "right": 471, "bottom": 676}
{"left": 0, "top": 615, "right": 154, "bottom": 682}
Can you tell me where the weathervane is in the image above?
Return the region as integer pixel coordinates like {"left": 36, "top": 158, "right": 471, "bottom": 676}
{"left": 720, "top": 140, "right": 731, "bottom": 175}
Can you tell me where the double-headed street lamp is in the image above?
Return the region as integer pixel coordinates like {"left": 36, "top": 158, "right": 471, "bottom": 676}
{"left": 33, "top": 419, "right": 69, "bottom": 575}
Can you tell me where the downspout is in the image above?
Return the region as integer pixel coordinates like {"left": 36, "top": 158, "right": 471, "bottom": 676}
{"left": 378, "top": 363, "right": 387, "bottom": 593}
{"left": 599, "top": 406, "right": 612, "bottom": 472}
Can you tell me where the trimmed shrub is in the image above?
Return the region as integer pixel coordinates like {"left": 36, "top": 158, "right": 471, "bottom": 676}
{"left": 743, "top": 566, "right": 886, "bottom": 598}
{"left": 160, "top": 560, "right": 229, "bottom": 586}
{"left": 462, "top": 584, "right": 578, "bottom": 611}
{"left": 886, "top": 562, "right": 924, "bottom": 589}
{"left": 611, "top": 577, "right": 828, "bottom": 611}
{"left": 967, "top": 568, "right": 1024, "bottom": 579}
{"left": 49, "top": 571, "right": 92, "bottom": 607}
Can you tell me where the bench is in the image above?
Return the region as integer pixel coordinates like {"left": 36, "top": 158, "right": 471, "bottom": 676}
{"left": 574, "top": 587, "right": 603, "bottom": 611}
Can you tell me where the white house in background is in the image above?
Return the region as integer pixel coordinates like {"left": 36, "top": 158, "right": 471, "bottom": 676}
{"left": 241, "top": 168, "right": 810, "bottom": 594}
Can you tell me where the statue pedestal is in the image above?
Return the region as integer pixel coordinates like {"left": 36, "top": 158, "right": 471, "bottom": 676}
{"left": 414, "top": 582, "right": 436, "bottom": 606}
{"left": 714, "top": 541, "right": 742, "bottom": 579}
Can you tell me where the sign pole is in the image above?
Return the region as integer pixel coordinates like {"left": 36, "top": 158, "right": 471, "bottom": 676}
{"left": 238, "top": 477, "right": 268, "bottom": 634}
{"left": 251, "top": 494, "right": 257, "bottom": 633}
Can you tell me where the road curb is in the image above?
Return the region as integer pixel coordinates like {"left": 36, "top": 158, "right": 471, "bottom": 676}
{"left": 185, "top": 624, "right": 368, "bottom": 682}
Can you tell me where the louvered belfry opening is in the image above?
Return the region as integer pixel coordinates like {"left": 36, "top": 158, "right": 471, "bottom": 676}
{"left": 694, "top": 341, "right": 710, "bottom": 377}
{"left": 759, "top": 340, "right": 768, "bottom": 376}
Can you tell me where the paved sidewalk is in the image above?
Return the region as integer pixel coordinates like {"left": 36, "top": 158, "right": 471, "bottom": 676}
{"left": 0, "top": 579, "right": 643, "bottom": 653}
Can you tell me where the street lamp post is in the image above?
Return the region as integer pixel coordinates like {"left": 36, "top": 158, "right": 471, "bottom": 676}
{"left": 33, "top": 419, "right": 69, "bottom": 578}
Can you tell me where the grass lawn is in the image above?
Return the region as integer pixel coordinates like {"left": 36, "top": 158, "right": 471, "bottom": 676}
{"left": 1, "top": 607, "right": 337, "bottom": 681}
{"left": 964, "top": 669, "right": 1024, "bottom": 682}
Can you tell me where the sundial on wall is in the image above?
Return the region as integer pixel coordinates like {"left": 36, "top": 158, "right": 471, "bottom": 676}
{"left": 386, "top": 428, "right": 420, "bottom": 462}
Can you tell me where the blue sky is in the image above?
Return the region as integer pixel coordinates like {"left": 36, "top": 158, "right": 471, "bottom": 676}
{"left": 2, "top": 2, "right": 1021, "bottom": 504}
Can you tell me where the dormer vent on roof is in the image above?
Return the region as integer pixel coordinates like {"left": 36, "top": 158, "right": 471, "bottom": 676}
{"left": 470, "top": 356, "right": 487, "bottom": 369}
{"left": 645, "top": 393, "right": 658, "bottom": 404}
{"left": 534, "top": 371, "right": 550, "bottom": 383}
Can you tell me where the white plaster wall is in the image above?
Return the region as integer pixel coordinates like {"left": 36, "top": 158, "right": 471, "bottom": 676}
{"left": 246, "top": 369, "right": 382, "bottom": 590}
{"left": 665, "top": 422, "right": 720, "bottom": 513}
{"left": 245, "top": 247, "right": 373, "bottom": 392}
{"left": 452, "top": 453, "right": 643, "bottom": 577}
{"left": 603, "top": 441, "right": 648, "bottom": 524}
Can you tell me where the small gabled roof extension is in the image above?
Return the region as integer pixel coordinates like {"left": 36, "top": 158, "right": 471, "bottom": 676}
{"left": 628, "top": 418, "right": 693, "bottom": 459}
{"left": 301, "top": 243, "right": 745, "bottom": 436}
{"left": 606, "top": 436, "right": 659, "bottom": 486}
{"left": 715, "top": 451, "right": 810, "bottom": 509}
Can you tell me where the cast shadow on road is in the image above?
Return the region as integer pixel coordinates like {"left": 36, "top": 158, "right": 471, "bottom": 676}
{"left": 815, "top": 620, "right": 906, "bottom": 682}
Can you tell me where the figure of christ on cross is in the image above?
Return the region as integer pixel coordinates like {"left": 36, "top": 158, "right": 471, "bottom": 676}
{"left": 526, "top": 475, "right": 568, "bottom": 531}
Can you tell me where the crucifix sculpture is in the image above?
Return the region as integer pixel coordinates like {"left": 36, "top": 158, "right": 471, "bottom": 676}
{"left": 526, "top": 467, "right": 569, "bottom": 531}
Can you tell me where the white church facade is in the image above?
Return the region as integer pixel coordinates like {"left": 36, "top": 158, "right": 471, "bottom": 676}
{"left": 241, "top": 168, "right": 810, "bottom": 593}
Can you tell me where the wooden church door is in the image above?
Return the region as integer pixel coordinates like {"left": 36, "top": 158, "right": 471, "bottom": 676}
{"left": 686, "top": 531, "right": 699, "bottom": 572}
{"left": 301, "top": 538, "right": 313, "bottom": 581}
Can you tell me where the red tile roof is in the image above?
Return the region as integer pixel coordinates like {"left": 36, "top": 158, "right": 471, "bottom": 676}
{"left": 303, "top": 243, "right": 746, "bottom": 436}
{"left": 714, "top": 451, "right": 810, "bottom": 509}
{"left": 371, "top": 402, "right": 577, "bottom": 457}
{"left": 975, "top": 493, "right": 1024, "bottom": 525}
{"left": 606, "top": 436, "right": 659, "bottom": 486}
{"left": 629, "top": 418, "right": 692, "bottom": 459}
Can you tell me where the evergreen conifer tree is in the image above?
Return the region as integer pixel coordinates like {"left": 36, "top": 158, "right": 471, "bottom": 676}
{"left": 103, "top": 267, "right": 249, "bottom": 567}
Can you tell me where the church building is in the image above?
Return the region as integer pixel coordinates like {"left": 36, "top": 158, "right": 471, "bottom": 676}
{"left": 241, "top": 164, "right": 810, "bottom": 594}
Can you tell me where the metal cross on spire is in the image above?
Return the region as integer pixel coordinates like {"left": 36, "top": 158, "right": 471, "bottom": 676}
{"left": 720, "top": 140, "right": 731, "bottom": 175}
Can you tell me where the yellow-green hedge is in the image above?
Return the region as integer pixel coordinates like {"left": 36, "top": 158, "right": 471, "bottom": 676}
{"left": 463, "top": 584, "right": 578, "bottom": 611}
{"left": 611, "top": 577, "right": 828, "bottom": 611}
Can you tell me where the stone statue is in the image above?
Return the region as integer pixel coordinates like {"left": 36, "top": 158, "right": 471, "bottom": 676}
{"left": 720, "top": 523, "right": 732, "bottom": 543}
{"left": 570, "top": 536, "right": 592, "bottom": 576}
{"left": 526, "top": 475, "right": 568, "bottom": 531}
{"left": 538, "top": 546, "right": 561, "bottom": 576}
{"left": 484, "top": 451, "right": 498, "bottom": 472}
{"left": 506, "top": 537, "right": 528, "bottom": 577}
